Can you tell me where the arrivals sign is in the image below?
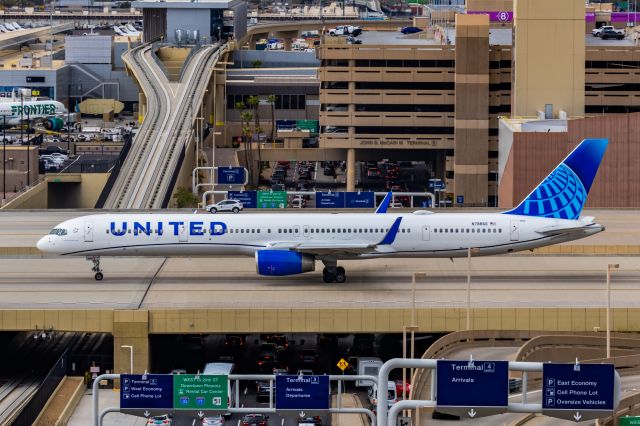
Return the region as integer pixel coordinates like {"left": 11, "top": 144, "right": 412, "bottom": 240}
{"left": 217, "top": 167, "right": 245, "bottom": 185}
{"left": 315, "top": 192, "right": 345, "bottom": 208}
{"left": 275, "top": 375, "right": 330, "bottom": 410}
{"left": 436, "top": 360, "right": 509, "bottom": 418}
{"left": 228, "top": 191, "right": 257, "bottom": 209}
{"left": 257, "top": 191, "right": 287, "bottom": 208}
{"left": 542, "top": 363, "right": 617, "bottom": 422}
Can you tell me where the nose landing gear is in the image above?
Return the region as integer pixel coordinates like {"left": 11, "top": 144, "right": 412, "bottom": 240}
{"left": 87, "top": 256, "right": 103, "bottom": 281}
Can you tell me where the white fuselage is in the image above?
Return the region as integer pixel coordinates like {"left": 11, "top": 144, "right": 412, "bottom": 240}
{"left": 37, "top": 212, "right": 603, "bottom": 259}
{"left": 0, "top": 100, "right": 67, "bottom": 126}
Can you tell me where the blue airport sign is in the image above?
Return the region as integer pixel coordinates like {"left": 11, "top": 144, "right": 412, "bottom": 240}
{"left": 429, "top": 179, "right": 445, "bottom": 190}
{"left": 456, "top": 195, "right": 464, "bottom": 204}
{"left": 345, "top": 191, "right": 374, "bottom": 208}
{"left": 275, "top": 375, "right": 330, "bottom": 410}
{"left": 228, "top": 191, "right": 257, "bottom": 209}
{"left": 542, "top": 363, "right": 618, "bottom": 421}
{"left": 120, "top": 374, "right": 173, "bottom": 415}
{"left": 315, "top": 192, "right": 345, "bottom": 208}
{"left": 436, "top": 360, "right": 509, "bottom": 418}
{"left": 217, "top": 167, "right": 245, "bottom": 185}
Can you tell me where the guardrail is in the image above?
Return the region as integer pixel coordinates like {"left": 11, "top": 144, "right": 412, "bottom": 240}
{"left": 94, "top": 132, "right": 133, "bottom": 208}
{"left": 8, "top": 349, "right": 68, "bottom": 426}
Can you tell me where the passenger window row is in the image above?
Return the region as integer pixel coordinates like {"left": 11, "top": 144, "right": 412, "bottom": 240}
{"left": 433, "top": 228, "right": 502, "bottom": 234}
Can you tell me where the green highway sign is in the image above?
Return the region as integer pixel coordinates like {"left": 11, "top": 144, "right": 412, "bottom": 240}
{"left": 620, "top": 417, "right": 640, "bottom": 426}
{"left": 173, "top": 374, "right": 228, "bottom": 412}
{"left": 257, "top": 191, "right": 287, "bottom": 208}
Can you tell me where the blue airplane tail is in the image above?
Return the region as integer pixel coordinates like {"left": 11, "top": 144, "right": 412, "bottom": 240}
{"left": 503, "top": 138, "right": 608, "bottom": 220}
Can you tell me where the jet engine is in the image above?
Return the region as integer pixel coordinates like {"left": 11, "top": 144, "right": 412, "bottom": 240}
{"left": 255, "top": 250, "right": 315, "bottom": 276}
{"left": 44, "top": 117, "right": 64, "bottom": 131}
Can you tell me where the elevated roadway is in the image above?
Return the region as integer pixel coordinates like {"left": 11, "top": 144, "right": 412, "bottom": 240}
{"left": 104, "top": 42, "right": 225, "bottom": 208}
{"left": 0, "top": 23, "right": 74, "bottom": 50}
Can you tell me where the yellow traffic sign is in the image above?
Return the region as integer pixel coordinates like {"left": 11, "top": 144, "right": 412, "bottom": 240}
{"left": 337, "top": 358, "right": 349, "bottom": 371}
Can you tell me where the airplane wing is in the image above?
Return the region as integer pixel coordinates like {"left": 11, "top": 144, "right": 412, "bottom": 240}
{"left": 263, "top": 217, "right": 403, "bottom": 256}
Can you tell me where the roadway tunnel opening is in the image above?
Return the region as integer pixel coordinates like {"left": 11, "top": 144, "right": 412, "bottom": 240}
{"left": 149, "top": 332, "right": 444, "bottom": 377}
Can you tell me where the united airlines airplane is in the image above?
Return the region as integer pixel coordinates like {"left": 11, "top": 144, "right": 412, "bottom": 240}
{"left": 37, "top": 139, "right": 608, "bottom": 283}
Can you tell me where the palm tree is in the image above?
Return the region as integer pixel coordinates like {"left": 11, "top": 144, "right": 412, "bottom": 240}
{"left": 234, "top": 101, "right": 250, "bottom": 179}
{"left": 266, "top": 94, "right": 277, "bottom": 146}
{"left": 240, "top": 110, "right": 254, "bottom": 184}
{"left": 246, "top": 95, "right": 263, "bottom": 171}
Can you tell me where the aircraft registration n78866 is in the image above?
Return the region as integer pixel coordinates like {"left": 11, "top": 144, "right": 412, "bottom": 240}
{"left": 37, "top": 138, "right": 608, "bottom": 283}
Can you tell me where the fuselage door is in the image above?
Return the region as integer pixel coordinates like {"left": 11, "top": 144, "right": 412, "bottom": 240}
{"left": 84, "top": 222, "right": 94, "bottom": 242}
{"left": 510, "top": 220, "right": 519, "bottom": 241}
{"left": 179, "top": 223, "right": 188, "bottom": 242}
{"left": 422, "top": 225, "right": 430, "bottom": 241}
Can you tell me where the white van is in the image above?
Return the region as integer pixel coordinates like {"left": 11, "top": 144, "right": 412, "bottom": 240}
{"left": 203, "top": 362, "right": 235, "bottom": 419}
{"left": 357, "top": 357, "right": 383, "bottom": 388}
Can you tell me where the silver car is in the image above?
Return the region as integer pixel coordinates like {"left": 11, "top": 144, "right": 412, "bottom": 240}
{"left": 205, "top": 199, "right": 243, "bottom": 213}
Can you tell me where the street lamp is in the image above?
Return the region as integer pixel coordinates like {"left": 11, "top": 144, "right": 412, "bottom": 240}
{"left": 466, "top": 247, "right": 480, "bottom": 330}
{"left": 121, "top": 345, "right": 134, "bottom": 374}
{"left": 606, "top": 264, "right": 619, "bottom": 359}
{"left": 403, "top": 272, "right": 426, "bottom": 406}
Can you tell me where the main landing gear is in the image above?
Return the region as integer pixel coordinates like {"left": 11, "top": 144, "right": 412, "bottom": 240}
{"left": 87, "top": 256, "right": 103, "bottom": 281}
{"left": 322, "top": 260, "right": 346, "bottom": 283}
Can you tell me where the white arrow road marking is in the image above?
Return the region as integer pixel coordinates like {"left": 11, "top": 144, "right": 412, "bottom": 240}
{"left": 468, "top": 408, "right": 477, "bottom": 418}
{"left": 574, "top": 412, "right": 582, "bottom": 421}
{"left": 300, "top": 411, "right": 306, "bottom": 418}
{"left": 198, "top": 410, "right": 205, "bottom": 418}
{"left": 143, "top": 410, "right": 150, "bottom": 417}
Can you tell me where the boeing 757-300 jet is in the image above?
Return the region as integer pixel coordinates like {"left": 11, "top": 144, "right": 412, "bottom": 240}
{"left": 37, "top": 138, "right": 608, "bottom": 283}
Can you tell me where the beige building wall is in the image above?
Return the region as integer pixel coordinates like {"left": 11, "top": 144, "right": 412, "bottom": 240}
{"left": 512, "top": 0, "right": 585, "bottom": 117}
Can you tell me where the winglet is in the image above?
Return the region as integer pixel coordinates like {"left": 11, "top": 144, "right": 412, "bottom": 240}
{"left": 378, "top": 217, "right": 402, "bottom": 245}
{"left": 376, "top": 192, "right": 393, "bottom": 214}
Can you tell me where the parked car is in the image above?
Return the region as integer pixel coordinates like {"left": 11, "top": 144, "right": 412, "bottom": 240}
{"left": 346, "top": 36, "right": 362, "bottom": 44}
{"left": 205, "top": 199, "right": 243, "bottom": 213}
{"left": 600, "top": 28, "right": 625, "bottom": 40}
{"left": 298, "top": 416, "right": 322, "bottom": 425}
{"left": 401, "top": 26, "right": 423, "bottom": 34}
{"left": 592, "top": 25, "right": 624, "bottom": 37}
{"left": 328, "top": 25, "right": 361, "bottom": 36}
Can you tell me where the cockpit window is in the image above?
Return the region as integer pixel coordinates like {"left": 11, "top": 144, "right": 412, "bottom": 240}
{"left": 49, "top": 228, "right": 67, "bottom": 236}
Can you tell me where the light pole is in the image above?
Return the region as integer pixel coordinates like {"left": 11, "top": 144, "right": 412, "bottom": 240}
{"left": 403, "top": 272, "right": 425, "bottom": 408}
{"left": 466, "top": 247, "right": 480, "bottom": 330}
{"left": 606, "top": 263, "right": 619, "bottom": 359}
{"left": 2, "top": 114, "right": 6, "bottom": 201}
{"left": 120, "top": 345, "right": 134, "bottom": 373}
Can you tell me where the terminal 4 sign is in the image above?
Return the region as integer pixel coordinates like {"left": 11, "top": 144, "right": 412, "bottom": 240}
{"left": 542, "top": 363, "right": 618, "bottom": 422}
{"left": 436, "top": 360, "right": 509, "bottom": 418}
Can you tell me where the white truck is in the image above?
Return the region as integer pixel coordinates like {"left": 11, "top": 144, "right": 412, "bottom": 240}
{"left": 357, "top": 357, "right": 383, "bottom": 387}
{"left": 328, "top": 25, "right": 361, "bottom": 36}
{"left": 592, "top": 25, "right": 624, "bottom": 37}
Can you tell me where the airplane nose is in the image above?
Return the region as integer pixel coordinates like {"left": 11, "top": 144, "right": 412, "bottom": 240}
{"left": 36, "top": 236, "right": 50, "bottom": 253}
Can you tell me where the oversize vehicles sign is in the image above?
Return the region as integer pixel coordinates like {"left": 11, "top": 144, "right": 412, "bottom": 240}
{"left": 120, "top": 374, "right": 173, "bottom": 416}
{"left": 275, "top": 375, "right": 330, "bottom": 410}
{"left": 542, "top": 363, "right": 617, "bottom": 422}
{"left": 217, "top": 167, "right": 245, "bottom": 185}
{"left": 257, "top": 191, "right": 286, "bottom": 208}
{"left": 436, "top": 360, "right": 509, "bottom": 418}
